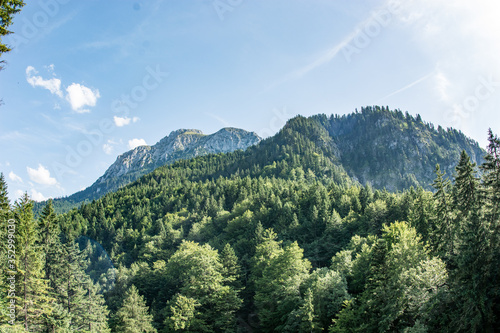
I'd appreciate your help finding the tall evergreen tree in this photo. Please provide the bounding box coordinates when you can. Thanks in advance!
[13,193,52,331]
[38,199,60,281]
[0,173,12,327]
[220,243,242,290]
[453,150,480,221]
[431,164,454,259]
[114,285,156,333]
[480,129,500,328]
[451,151,494,332]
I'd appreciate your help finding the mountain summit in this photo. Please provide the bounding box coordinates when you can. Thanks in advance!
[69,127,261,203]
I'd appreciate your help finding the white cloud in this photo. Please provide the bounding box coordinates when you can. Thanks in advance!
[26,65,101,114]
[8,171,23,183]
[30,189,47,202]
[114,116,139,127]
[26,164,57,186]
[15,189,24,198]
[434,71,451,102]
[103,141,114,154]
[114,116,131,127]
[102,143,113,155]
[103,139,119,154]
[128,138,147,150]
[66,83,100,113]
[26,66,63,97]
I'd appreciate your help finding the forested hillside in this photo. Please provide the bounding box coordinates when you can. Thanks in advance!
[35,128,261,215]
[38,107,485,216]
[314,106,484,190]
[1,109,499,332]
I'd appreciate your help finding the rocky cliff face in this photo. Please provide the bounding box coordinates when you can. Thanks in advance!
[74,127,261,200]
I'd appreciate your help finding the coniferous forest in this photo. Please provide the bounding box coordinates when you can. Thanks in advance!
[1,109,500,332]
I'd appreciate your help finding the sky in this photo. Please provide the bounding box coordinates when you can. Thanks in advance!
[1,0,500,202]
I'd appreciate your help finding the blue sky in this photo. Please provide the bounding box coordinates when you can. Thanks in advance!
[1,0,500,201]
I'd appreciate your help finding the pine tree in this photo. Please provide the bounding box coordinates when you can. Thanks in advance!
[79,281,111,333]
[480,129,500,329]
[431,164,454,258]
[38,199,60,281]
[453,150,480,220]
[284,288,320,333]
[35,199,71,331]
[0,173,12,327]
[13,192,53,331]
[114,285,156,333]
[253,235,311,332]
[451,150,494,332]
[0,173,9,221]
[220,243,242,290]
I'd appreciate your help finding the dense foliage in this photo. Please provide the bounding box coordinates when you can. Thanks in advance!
[1,111,499,332]
[37,107,484,215]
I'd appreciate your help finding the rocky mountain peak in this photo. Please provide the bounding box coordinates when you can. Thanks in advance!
[66,127,261,203]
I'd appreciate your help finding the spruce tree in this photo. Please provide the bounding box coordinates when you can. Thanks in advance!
[220,243,242,290]
[453,150,480,220]
[480,129,500,328]
[0,173,12,327]
[38,199,60,281]
[451,151,493,332]
[79,281,111,333]
[114,285,156,333]
[431,164,454,259]
[37,200,71,331]
[13,193,52,331]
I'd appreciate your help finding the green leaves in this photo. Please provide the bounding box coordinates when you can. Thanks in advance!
[0,0,25,57]
[331,222,447,333]
[163,241,242,332]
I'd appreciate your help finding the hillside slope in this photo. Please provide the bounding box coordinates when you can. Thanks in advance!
[314,106,485,190]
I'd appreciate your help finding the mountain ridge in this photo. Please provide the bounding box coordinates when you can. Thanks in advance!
[39,127,261,212]
[38,107,486,214]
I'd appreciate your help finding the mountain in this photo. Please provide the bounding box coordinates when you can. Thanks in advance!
[179,106,485,192]
[43,107,486,214]
[312,107,485,190]
[45,127,261,212]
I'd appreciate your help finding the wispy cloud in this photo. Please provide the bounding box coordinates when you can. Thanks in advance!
[8,171,23,183]
[205,112,232,128]
[114,116,140,127]
[266,1,400,91]
[26,66,63,97]
[434,70,451,102]
[102,139,120,155]
[377,72,434,102]
[26,66,100,113]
